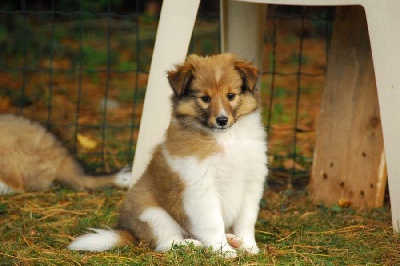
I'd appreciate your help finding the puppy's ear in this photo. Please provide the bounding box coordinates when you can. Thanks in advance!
[235,60,259,92]
[167,62,194,96]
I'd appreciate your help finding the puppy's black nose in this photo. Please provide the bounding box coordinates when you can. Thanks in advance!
[216,116,228,126]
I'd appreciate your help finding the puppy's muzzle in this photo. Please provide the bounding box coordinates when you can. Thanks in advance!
[216,116,228,127]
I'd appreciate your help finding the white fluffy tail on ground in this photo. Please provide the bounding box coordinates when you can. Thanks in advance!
[68,228,122,252]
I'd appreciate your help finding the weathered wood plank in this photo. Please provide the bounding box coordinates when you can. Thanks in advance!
[309,6,386,208]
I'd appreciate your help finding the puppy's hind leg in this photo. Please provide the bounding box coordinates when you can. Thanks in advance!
[139,207,201,251]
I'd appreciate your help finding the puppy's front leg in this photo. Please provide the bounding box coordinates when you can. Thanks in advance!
[183,180,236,257]
[233,179,265,254]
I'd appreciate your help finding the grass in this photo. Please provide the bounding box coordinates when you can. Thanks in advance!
[1,187,398,265]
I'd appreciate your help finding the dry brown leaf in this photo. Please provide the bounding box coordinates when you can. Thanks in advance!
[338,198,352,208]
[283,159,305,170]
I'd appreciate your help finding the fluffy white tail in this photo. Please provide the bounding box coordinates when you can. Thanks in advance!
[68,228,129,252]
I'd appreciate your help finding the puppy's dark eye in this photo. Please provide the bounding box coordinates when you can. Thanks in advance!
[227,93,235,101]
[201,96,211,103]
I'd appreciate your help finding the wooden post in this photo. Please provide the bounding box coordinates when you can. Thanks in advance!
[309,6,386,208]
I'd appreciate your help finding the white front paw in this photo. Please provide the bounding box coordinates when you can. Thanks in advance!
[226,233,242,249]
[210,242,237,258]
[241,242,260,254]
[226,234,260,254]
[219,245,237,258]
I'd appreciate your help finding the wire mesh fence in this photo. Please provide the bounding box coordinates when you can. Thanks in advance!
[262,5,333,189]
[0,1,333,188]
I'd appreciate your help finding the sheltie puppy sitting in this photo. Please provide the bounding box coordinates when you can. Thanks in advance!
[68,53,268,257]
[0,114,132,194]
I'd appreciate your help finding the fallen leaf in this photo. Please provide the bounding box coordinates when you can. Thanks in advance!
[77,133,98,149]
[338,198,352,208]
[283,159,305,170]
[0,97,11,111]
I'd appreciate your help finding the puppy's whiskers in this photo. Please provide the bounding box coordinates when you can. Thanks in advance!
[227,129,236,141]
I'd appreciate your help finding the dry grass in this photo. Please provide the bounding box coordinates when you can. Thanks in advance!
[1,187,398,265]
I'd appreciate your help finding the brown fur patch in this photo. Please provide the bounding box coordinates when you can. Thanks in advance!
[115,229,136,247]
[167,63,194,96]
[118,145,190,248]
[236,92,260,118]
[165,120,221,160]
[235,60,259,91]
[175,100,198,117]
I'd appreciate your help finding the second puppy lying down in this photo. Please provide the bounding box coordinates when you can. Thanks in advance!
[0,114,132,194]
[69,53,268,257]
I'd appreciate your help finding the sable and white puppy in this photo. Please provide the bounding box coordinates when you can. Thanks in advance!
[68,53,268,257]
[0,114,132,194]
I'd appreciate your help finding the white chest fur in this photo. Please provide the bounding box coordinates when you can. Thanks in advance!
[164,112,268,229]
[212,112,267,226]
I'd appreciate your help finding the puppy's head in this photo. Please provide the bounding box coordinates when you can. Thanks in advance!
[167,53,260,131]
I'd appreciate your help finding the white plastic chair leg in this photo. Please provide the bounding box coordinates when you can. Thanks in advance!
[220,0,266,70]
[131,0,200,183]
[363,2,400,232]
